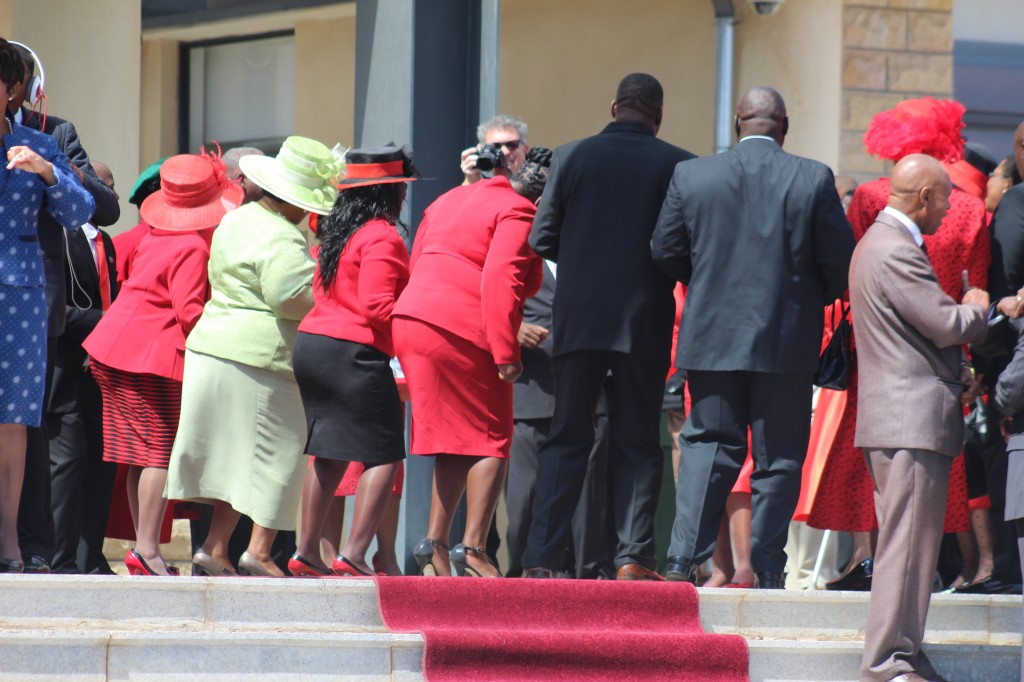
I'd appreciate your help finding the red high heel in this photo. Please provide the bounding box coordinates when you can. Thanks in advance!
[125,549,179,576]
[288,553,333,577]
[332,555,374,578]
[371,553,387,576]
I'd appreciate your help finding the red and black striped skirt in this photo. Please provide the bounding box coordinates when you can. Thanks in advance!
[91,360,182,469]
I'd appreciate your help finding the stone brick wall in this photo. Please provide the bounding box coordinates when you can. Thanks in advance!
[841,0,953,181]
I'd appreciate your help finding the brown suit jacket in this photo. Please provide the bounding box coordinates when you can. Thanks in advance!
[850,211,988,457]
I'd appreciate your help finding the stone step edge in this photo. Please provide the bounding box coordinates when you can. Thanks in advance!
[0,629,423,646]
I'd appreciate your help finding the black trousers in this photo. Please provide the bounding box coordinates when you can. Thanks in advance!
[669,370,813,574]
[18,336,57,561]
[47,371,116,574]
[505,412,614,578]
[522,350,666,571]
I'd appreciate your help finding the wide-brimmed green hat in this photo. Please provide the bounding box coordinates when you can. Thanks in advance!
[238,136,342,215]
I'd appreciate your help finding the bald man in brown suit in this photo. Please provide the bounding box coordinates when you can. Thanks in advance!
[850,154,990,682]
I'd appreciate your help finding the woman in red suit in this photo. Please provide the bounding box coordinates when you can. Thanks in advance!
[83,154,241,576]
[804,99,990,589]
[393,148,551,578]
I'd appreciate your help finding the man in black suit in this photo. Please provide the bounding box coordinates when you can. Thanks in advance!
[505,262,614,578]
[10,44,120,572]
[48,161,119,574]
[652,86,855,588]
[521,73,694,580]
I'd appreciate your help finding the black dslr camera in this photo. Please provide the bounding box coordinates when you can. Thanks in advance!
[475,143,506,172]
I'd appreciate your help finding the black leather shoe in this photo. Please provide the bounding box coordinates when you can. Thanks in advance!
[826,558,872,591]
[665,556,699,583]
[755,571,786,589]
[0,557,23,573]
[22,555,50,574]
[522,566,554,579]
[952,576,1022,595]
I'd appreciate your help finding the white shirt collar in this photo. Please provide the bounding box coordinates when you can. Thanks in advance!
[882,206,923,247]
[81,222,99,240]
[738,135,777,144]
[13,108,21,125]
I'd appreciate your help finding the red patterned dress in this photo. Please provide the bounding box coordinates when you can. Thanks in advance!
[802,179,989,533]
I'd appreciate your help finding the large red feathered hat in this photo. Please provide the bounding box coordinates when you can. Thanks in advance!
[863,97,965,164]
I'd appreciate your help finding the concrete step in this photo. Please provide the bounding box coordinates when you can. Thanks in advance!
[0,576,1018,681]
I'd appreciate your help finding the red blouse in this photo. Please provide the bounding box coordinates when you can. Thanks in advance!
[847,179,990,296]
[83,227,213,381]
[298,219,409,357]
[393,176,542,366]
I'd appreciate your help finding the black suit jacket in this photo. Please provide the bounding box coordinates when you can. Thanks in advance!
[48,227,118,415]
[514,263,556,419]
[652,137,854,373]
[529,120,694,361]
[19,108,120,337]
[988,183,1024,300]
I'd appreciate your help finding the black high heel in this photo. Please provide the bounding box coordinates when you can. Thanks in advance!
[413,538,448,576]
[450,544,501,578]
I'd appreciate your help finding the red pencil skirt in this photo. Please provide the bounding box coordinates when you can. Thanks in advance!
[393,317,512,459]
[91,360,182,469]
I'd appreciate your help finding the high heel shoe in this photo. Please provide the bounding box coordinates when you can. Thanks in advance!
[192,550,236,577]
[237,551,282,577]
[288,553,332,578]
[371,553,386,576]
[413,538,448,577]
[125,549,178,576]
[332,555,374,577]
[449,544,501,578]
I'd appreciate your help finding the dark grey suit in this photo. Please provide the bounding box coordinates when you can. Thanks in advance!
[652,136,854,576]
[851,211,987,681]
[17,108,120,563]
[506,263,614,578]
[522,120,694,571]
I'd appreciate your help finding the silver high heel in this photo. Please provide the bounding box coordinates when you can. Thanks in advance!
[413,538,448,576]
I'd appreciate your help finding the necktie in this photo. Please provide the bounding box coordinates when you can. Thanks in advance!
[94,234,111,311]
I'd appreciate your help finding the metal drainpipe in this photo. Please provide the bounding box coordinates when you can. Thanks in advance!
[712,1,736,154]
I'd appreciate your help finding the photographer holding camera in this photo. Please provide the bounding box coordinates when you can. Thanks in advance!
[460,115,529,185]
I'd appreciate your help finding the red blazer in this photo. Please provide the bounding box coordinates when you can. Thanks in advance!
[112,221,151,286]
[847,179,990,297]
[83,227,214,381]
[299,219,410,357]
[393,176,542,365]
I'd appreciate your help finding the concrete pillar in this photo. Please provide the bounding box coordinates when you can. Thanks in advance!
[354,0,495,573]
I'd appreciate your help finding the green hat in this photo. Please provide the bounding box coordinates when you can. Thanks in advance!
[238,136,342,215]
[128,156,169,206]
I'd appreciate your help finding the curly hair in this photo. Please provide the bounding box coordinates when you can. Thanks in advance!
[0,39,25,94]
[316,183,406,292]
[512,146,553,201]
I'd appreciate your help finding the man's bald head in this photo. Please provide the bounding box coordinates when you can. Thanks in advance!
[888,153,952,235]
[735,87,788,144]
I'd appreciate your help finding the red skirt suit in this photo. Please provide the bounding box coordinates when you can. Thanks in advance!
[83,226,214,470]
[392,176,542,458]
[801,180,989,532]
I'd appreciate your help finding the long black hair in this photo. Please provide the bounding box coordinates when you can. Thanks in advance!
[317,182,406,292]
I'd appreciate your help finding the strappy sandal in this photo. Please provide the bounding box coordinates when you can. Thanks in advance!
[450,543,502,578]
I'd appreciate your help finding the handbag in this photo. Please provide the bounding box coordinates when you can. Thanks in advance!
[814,302,852,390]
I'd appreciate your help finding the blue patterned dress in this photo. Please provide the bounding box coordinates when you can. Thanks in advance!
[0,122,94,426]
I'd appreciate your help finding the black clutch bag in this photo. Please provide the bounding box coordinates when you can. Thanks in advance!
[815,302,852,391]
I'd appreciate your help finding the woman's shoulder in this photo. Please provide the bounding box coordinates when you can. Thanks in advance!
[9,124,58,155]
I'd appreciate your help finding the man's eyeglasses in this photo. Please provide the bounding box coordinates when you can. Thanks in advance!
[498,140,522,152]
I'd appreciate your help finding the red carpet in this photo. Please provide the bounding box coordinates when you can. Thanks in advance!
[375,576,749,681]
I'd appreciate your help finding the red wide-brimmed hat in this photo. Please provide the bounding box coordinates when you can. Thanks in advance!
[337,144,419,190]
[140,152,243,232]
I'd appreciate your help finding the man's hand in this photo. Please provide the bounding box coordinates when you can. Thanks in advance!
[959,366,985,405]
[962,287,990,311]
[497,362,523,383]
[460,145,482,185]
[996,287,1024,319]
[517,323,549,349]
